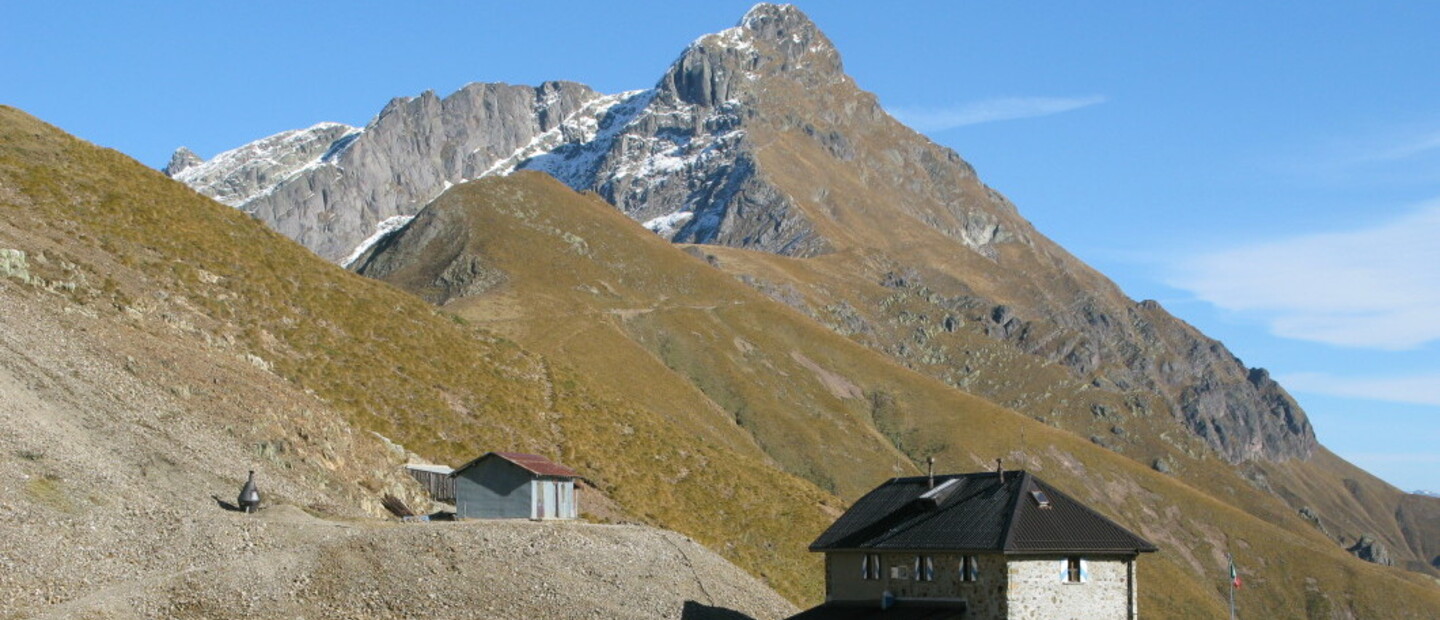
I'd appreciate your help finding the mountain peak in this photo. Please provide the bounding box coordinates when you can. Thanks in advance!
[663,3,842,108]
[738,3,823,43]
[163,146,203,177]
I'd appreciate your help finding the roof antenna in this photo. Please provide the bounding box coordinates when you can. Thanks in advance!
[927,456,935,489]
[996,458,1005,484]
[1019,427,1027,470]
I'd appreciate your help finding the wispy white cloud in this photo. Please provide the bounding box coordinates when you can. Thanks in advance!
[1170,202,1440,350]
[889,95,1107,132]
[1358,130,1440,163]
[1278,371,1440,407]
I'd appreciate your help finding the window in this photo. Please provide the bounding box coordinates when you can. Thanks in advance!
[960,555,979,582]
[861,553,882,580]
[1065,556,1085,583]
[914,555,935,581]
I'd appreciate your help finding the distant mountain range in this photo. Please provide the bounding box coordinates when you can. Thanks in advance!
[144,2,1440,614]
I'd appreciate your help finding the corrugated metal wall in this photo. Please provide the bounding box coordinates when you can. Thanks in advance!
[454,459,535,519]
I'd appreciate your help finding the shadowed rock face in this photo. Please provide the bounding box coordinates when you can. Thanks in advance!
[169,3,1315,464]
[1349,535,1395,566]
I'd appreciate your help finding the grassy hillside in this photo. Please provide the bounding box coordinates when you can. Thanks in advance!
[0,105,835,604]
[712,90,1440,583]
[356,169,1440,617]
[6,104,1438,616]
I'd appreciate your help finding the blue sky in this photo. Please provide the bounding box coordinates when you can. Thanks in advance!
[5,2,1437,491]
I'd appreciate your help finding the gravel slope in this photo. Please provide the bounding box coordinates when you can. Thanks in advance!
[0,274,795,619]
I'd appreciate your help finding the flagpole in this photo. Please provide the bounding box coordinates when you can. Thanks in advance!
[1228,553,1236,620]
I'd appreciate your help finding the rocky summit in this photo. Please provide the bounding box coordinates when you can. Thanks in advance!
[172,3,1314,468]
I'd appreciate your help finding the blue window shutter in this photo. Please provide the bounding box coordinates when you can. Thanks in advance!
[1059,559,1068,582]
[970,556,980,581]
[861,554,868,579]
[925,556,934,581]
[1080,559,1090,583]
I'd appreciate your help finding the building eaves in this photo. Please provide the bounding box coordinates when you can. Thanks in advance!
[450,451,580,479]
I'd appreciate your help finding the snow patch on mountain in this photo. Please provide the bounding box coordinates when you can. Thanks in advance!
[510,89,657,187]
[173,122,361,208]
[342,215,416,267]
[643,211,694,237]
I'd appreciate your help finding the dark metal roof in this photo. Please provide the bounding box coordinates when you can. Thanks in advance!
[810,471,1156,555]
[451,452,579,479]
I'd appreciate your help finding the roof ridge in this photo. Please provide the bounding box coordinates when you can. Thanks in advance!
[999,471,1029,552]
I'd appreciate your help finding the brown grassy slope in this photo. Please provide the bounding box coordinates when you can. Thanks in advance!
[0,284,797,620]
[356,170,1440,616]
[721,81,1438,579]
[356,173,927,498]
[1260,448,1440,575]
[0,106,836,604]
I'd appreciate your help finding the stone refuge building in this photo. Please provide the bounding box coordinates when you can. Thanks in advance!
[793,470,1156,619]
[451,452,579,520]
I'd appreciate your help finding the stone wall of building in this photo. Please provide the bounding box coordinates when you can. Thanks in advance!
[824,552,1007,617]
[1005,556,1133,620]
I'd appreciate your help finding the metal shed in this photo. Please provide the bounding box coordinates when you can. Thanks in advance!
[450,452,579,520]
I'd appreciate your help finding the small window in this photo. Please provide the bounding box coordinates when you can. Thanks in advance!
[1031,490,1051,508]
[914,555,935,581]
[960,555,979,582]
[1066,556,1083,583]
[861,553,882,580]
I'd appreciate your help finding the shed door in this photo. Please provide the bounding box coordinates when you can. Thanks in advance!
[548,480,561,518]
[537,480,558,519]
[559,482,574,518]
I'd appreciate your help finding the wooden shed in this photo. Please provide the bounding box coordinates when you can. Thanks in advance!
[451,452,579,520]
[404,464,456,504]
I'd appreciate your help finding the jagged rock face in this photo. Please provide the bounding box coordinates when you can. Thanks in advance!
[168,82,603,262]
[679,7,1313,462]
[163,147,202,177]
[172,123,359,209]
[168,3,1315,463]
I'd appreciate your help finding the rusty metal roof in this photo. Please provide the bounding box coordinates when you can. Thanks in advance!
[451,451,579,479]
[809,471,1156,555]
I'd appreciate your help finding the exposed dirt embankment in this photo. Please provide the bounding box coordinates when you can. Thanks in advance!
[0,278,792,620]
[22,510,795,619]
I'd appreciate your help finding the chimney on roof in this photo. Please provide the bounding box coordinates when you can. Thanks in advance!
[996,458,1004,484]
[927,456,935,489]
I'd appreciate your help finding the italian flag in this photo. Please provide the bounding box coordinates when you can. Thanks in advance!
[1229,556,1242,589]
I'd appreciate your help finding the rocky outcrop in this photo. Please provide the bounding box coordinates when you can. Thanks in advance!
[1349,535,1395,566]
[162,146,202,177]
[0,248,29,283]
